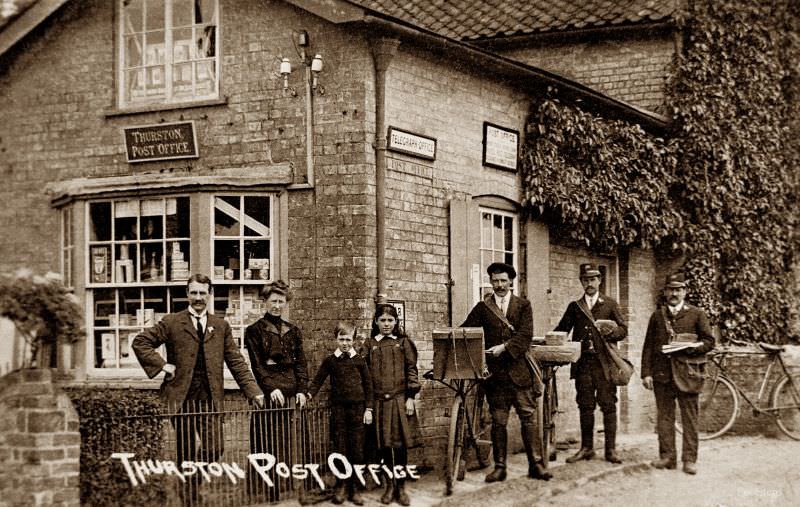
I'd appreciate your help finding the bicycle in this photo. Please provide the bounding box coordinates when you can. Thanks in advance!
[423,370,492,495]
[530,340,580,467]
[537,360,561,466]
[675,338,800,440]
[428,326,492,496]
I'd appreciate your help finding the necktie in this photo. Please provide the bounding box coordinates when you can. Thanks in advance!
[196,316,204,338]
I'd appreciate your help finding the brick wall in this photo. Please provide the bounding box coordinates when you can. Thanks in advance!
[497,32,675,113]
[0,369,80,507]
[546,240,660,440]
[380,44,529,466]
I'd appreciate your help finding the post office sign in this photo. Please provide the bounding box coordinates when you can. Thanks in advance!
[124,121,199,163]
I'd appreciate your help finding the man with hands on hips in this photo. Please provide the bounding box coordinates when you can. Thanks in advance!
[133,273,264,502]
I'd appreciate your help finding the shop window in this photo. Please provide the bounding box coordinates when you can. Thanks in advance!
[478,207,518,301]
[211,195,273,348]
[119,0,219,108]
[83,193,276,372]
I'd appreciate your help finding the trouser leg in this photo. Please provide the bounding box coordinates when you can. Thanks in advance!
[486,383,511,469]
[654,381,677,462]
[677,391,699,463]
[575,367,598,449]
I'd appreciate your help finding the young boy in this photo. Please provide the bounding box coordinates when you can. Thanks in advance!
[307,322,374,505]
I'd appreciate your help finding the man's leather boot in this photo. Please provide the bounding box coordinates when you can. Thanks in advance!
[603,412,622,464]
[522,422,552,481]
[485,424,507,482]
[395,479,410,506]
[349,481,365,506]
[566,447,596,463]
[332,481,346,504]
[567,410,596,463]
[380,479,394,504]
[651,457,677,469]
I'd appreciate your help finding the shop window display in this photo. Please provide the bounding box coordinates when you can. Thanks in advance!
[83,193,276,372]
[119,0,218,108]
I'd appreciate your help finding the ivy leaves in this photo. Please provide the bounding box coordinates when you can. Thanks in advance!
[522,97,681,252]
[521,0,799,343]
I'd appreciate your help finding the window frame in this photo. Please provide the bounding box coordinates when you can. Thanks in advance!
[117,0,221,109]
[60,206,74,289]
[476,206,519,306]
[72,191,281,379]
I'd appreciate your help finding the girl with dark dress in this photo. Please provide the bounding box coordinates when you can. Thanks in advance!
[361,304,420,506]
[245,280,309,501]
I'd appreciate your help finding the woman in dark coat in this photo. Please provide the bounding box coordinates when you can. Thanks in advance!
[245,280,309,500]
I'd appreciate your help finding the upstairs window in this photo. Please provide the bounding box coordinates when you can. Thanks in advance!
[119,0,219,108]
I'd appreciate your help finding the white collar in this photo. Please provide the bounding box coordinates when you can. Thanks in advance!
[334,348,357,358]
[374,334,395,342]
[585,293,599,307]
[668,302,685,314]
[188,309,208,320]
[494,293,510,304]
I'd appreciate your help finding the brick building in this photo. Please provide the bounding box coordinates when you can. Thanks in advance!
[0,0,675,468]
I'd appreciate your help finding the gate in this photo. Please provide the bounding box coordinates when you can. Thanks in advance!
[107,398,333,506]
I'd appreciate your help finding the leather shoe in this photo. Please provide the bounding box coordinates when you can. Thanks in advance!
[528,462,553,481]
[683,462,697,475]
[651,458,677,470]
[605,450,622,464]
[350,491,364,506]
[565,447,595,463]
[485,467,507,483]
[380,482,394,504]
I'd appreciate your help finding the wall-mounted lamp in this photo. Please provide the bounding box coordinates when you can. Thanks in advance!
[279,57,294,96]
[279,32,325,96]
[310,54,323,91]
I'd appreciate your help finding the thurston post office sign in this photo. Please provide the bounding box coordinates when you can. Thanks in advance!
[123,121,199,163]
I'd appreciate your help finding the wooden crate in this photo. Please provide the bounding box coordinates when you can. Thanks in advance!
[531,341,581,365]
[432,327,485,380]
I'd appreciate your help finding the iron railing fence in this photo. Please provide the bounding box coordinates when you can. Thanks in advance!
[106,398,335,506]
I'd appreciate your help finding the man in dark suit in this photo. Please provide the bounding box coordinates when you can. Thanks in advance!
[641,272,714,475]
[462,262,552,482]
[133,274,264,477]
[554,263,628,464]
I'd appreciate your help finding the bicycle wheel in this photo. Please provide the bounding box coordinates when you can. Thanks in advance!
[771,373,800,440]
[465,384,492,471]
[545,373,558,462]
[676,375,738,440]
[445,395,465,496]
[539,375,556,466]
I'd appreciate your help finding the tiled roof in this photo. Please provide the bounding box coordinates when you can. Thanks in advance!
[352,0,675,41]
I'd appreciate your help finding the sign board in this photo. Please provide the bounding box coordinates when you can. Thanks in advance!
[482,122,519,172]
[123,121,199,163]
[387,127,436,161]
[387,300,406,331]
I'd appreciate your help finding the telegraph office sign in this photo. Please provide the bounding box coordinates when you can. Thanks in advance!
[124,121,199,163]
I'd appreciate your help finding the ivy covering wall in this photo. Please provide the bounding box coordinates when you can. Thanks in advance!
[521,0,799,343]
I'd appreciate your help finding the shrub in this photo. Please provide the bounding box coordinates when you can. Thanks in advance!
[0,269,83,367]
[68,388,167,506]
